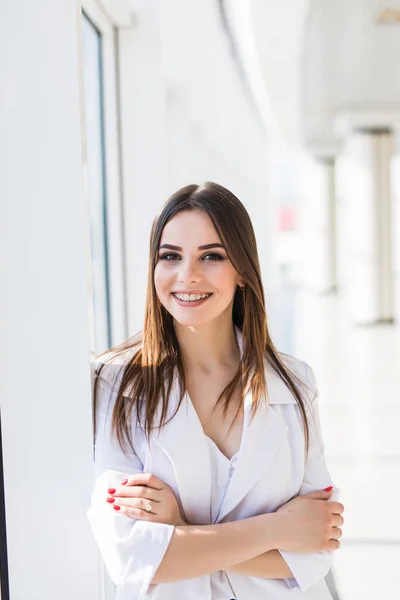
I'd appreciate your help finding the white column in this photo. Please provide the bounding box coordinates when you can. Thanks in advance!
[336,128,394,324]
[0,3,99,599]
[299,154,338,294]
[391,147,400,322]
[315,156,338,293]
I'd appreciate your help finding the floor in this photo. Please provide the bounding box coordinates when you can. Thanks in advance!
[278,287,400,599]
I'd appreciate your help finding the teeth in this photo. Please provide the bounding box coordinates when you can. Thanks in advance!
[174,293,210,302]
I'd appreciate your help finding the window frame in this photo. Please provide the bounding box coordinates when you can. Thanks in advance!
[81,0,129,354]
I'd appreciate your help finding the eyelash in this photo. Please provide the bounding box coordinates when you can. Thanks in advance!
[158,252,225,262]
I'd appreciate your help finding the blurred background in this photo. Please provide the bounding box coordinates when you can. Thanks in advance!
[1,0,400,599]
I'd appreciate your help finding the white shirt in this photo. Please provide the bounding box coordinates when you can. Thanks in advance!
[206,434,239,600]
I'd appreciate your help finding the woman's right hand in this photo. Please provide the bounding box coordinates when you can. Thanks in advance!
[275,488,344,554]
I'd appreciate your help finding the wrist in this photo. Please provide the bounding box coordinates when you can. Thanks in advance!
[261,511,288,551]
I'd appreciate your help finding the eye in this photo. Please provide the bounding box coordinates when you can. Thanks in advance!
[159,253,180,261]
[202,253,225,261]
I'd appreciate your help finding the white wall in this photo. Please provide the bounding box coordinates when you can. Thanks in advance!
[0,1,99,599]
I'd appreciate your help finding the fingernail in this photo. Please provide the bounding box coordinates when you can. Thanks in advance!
[108,488,116,494]
[113,504,121,511]
[324,486,333,492]
[106,498,115,503]
[121,479,128,485]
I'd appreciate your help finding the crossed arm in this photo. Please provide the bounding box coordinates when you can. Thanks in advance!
[105,474,294,581]
[150,514,294,584]
[226,549,293,579]
[171,514,293,579]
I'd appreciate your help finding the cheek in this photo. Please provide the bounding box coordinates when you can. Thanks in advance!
[154,266,172,294]
[209,264,237,289]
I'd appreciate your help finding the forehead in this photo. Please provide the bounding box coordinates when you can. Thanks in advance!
[160,210,221,243]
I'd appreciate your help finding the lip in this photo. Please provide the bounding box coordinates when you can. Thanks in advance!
[171,291,212,295]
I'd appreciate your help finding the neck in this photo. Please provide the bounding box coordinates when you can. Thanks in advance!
[174,318,240,374]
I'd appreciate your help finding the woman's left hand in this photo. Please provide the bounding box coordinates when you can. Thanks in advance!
[106,472,187,526]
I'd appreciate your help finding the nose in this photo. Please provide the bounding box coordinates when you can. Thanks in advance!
[177,257,200,285]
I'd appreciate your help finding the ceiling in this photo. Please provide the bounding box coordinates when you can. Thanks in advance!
[250,0,400,155]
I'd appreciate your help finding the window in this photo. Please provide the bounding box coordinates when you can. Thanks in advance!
[82,12,112,353]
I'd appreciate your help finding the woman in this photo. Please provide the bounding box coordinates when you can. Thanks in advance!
[87,182,344,600]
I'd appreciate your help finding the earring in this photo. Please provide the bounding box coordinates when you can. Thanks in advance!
[239,284,245,291]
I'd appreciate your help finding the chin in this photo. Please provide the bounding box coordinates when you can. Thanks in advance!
[172,315,211,327]
[170,309,213,326]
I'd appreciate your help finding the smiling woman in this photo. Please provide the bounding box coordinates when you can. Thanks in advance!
[87,181,343,600]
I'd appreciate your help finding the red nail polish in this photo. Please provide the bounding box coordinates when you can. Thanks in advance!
[108,488,116,494]
[324,486,333,492]
[121,479,128,485]
[113,504,121,511]
[106,498,115,503]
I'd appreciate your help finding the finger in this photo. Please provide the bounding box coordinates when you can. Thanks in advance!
[112,502,157,520]
[122,473,164,490]
[330,526,342,539]
[332,514,344,526]
[303,489,332,499]
[110,485,162,502]
[110,497,158,517]
[326,539,341,551]
[107,496,159,510]
[330,502,345,514]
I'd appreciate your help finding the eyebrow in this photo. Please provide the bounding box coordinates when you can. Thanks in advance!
[158,243,226,251]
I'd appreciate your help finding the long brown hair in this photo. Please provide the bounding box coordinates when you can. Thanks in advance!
[93,182,313,460]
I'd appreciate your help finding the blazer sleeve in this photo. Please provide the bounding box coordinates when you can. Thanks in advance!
[86,359,175,597]
[277,361,341,592]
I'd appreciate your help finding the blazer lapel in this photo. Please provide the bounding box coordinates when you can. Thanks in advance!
[153,378,212,525]
[216,358,297,522]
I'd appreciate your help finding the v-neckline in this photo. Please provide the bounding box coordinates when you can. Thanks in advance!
[204,433,240,463]
[184,390,243,462]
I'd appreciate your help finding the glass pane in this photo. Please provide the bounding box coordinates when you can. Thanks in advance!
[81,12,111,354]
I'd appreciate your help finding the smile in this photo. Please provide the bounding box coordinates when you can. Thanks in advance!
[171,292,213,307]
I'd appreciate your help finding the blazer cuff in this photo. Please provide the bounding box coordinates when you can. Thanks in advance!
[121,521,175,595]
[277,548,333,592]
[87,502,174,596]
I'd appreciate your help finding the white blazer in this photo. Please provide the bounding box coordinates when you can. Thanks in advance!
[87,328,340,599]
